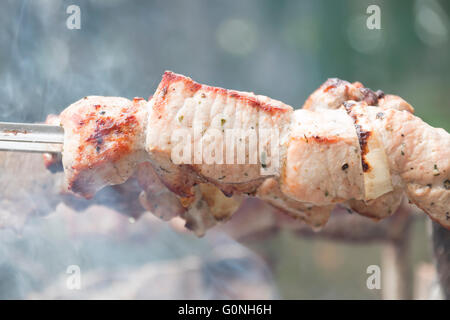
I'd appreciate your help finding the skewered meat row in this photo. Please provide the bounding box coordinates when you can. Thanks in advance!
[52,71,449,234]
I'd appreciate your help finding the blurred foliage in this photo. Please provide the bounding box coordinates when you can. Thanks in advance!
[247,218,432,299]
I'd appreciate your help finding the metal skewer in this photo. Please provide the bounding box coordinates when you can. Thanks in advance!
[0,122,64,153]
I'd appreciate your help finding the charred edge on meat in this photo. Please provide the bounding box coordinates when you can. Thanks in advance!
[321,78,384,107]
[360,87,381,106]
[157,71,290,115]
[67,105,141,197]
[322,78,346,93]
[343,101,372,173]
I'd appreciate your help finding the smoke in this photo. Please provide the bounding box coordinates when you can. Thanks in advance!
[0,199,279,299]
[0,0,319,123]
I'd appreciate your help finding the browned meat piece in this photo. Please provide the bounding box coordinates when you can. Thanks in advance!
[301,79,415,220]
[137,162,244,236]
[136,162,185,221]
[182,183,244,236]
[369,107,449,227]
[195,183,243,222]
[60,96,148,198]
[146,71,293,198]
[302,78,372,111]
[256,178,333,229]
[348,186,404,220]
[281,108,365,205]
[378,94,414,113]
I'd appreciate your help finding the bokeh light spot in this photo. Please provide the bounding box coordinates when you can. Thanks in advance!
[216,18,258,56]
[346,15,384,54]
[414,0,448,47]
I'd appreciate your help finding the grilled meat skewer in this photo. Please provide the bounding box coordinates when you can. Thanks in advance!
[1,71,449,235]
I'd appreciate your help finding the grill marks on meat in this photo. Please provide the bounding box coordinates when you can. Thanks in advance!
[78,108,138,163]
[343,101,373,173]
[60,96,148,198]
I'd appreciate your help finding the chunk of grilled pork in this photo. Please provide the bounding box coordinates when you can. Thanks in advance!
[60,96,149,198]
[301,78,412,220]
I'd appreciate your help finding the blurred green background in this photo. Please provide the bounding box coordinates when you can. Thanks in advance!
[0,0,448,299]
